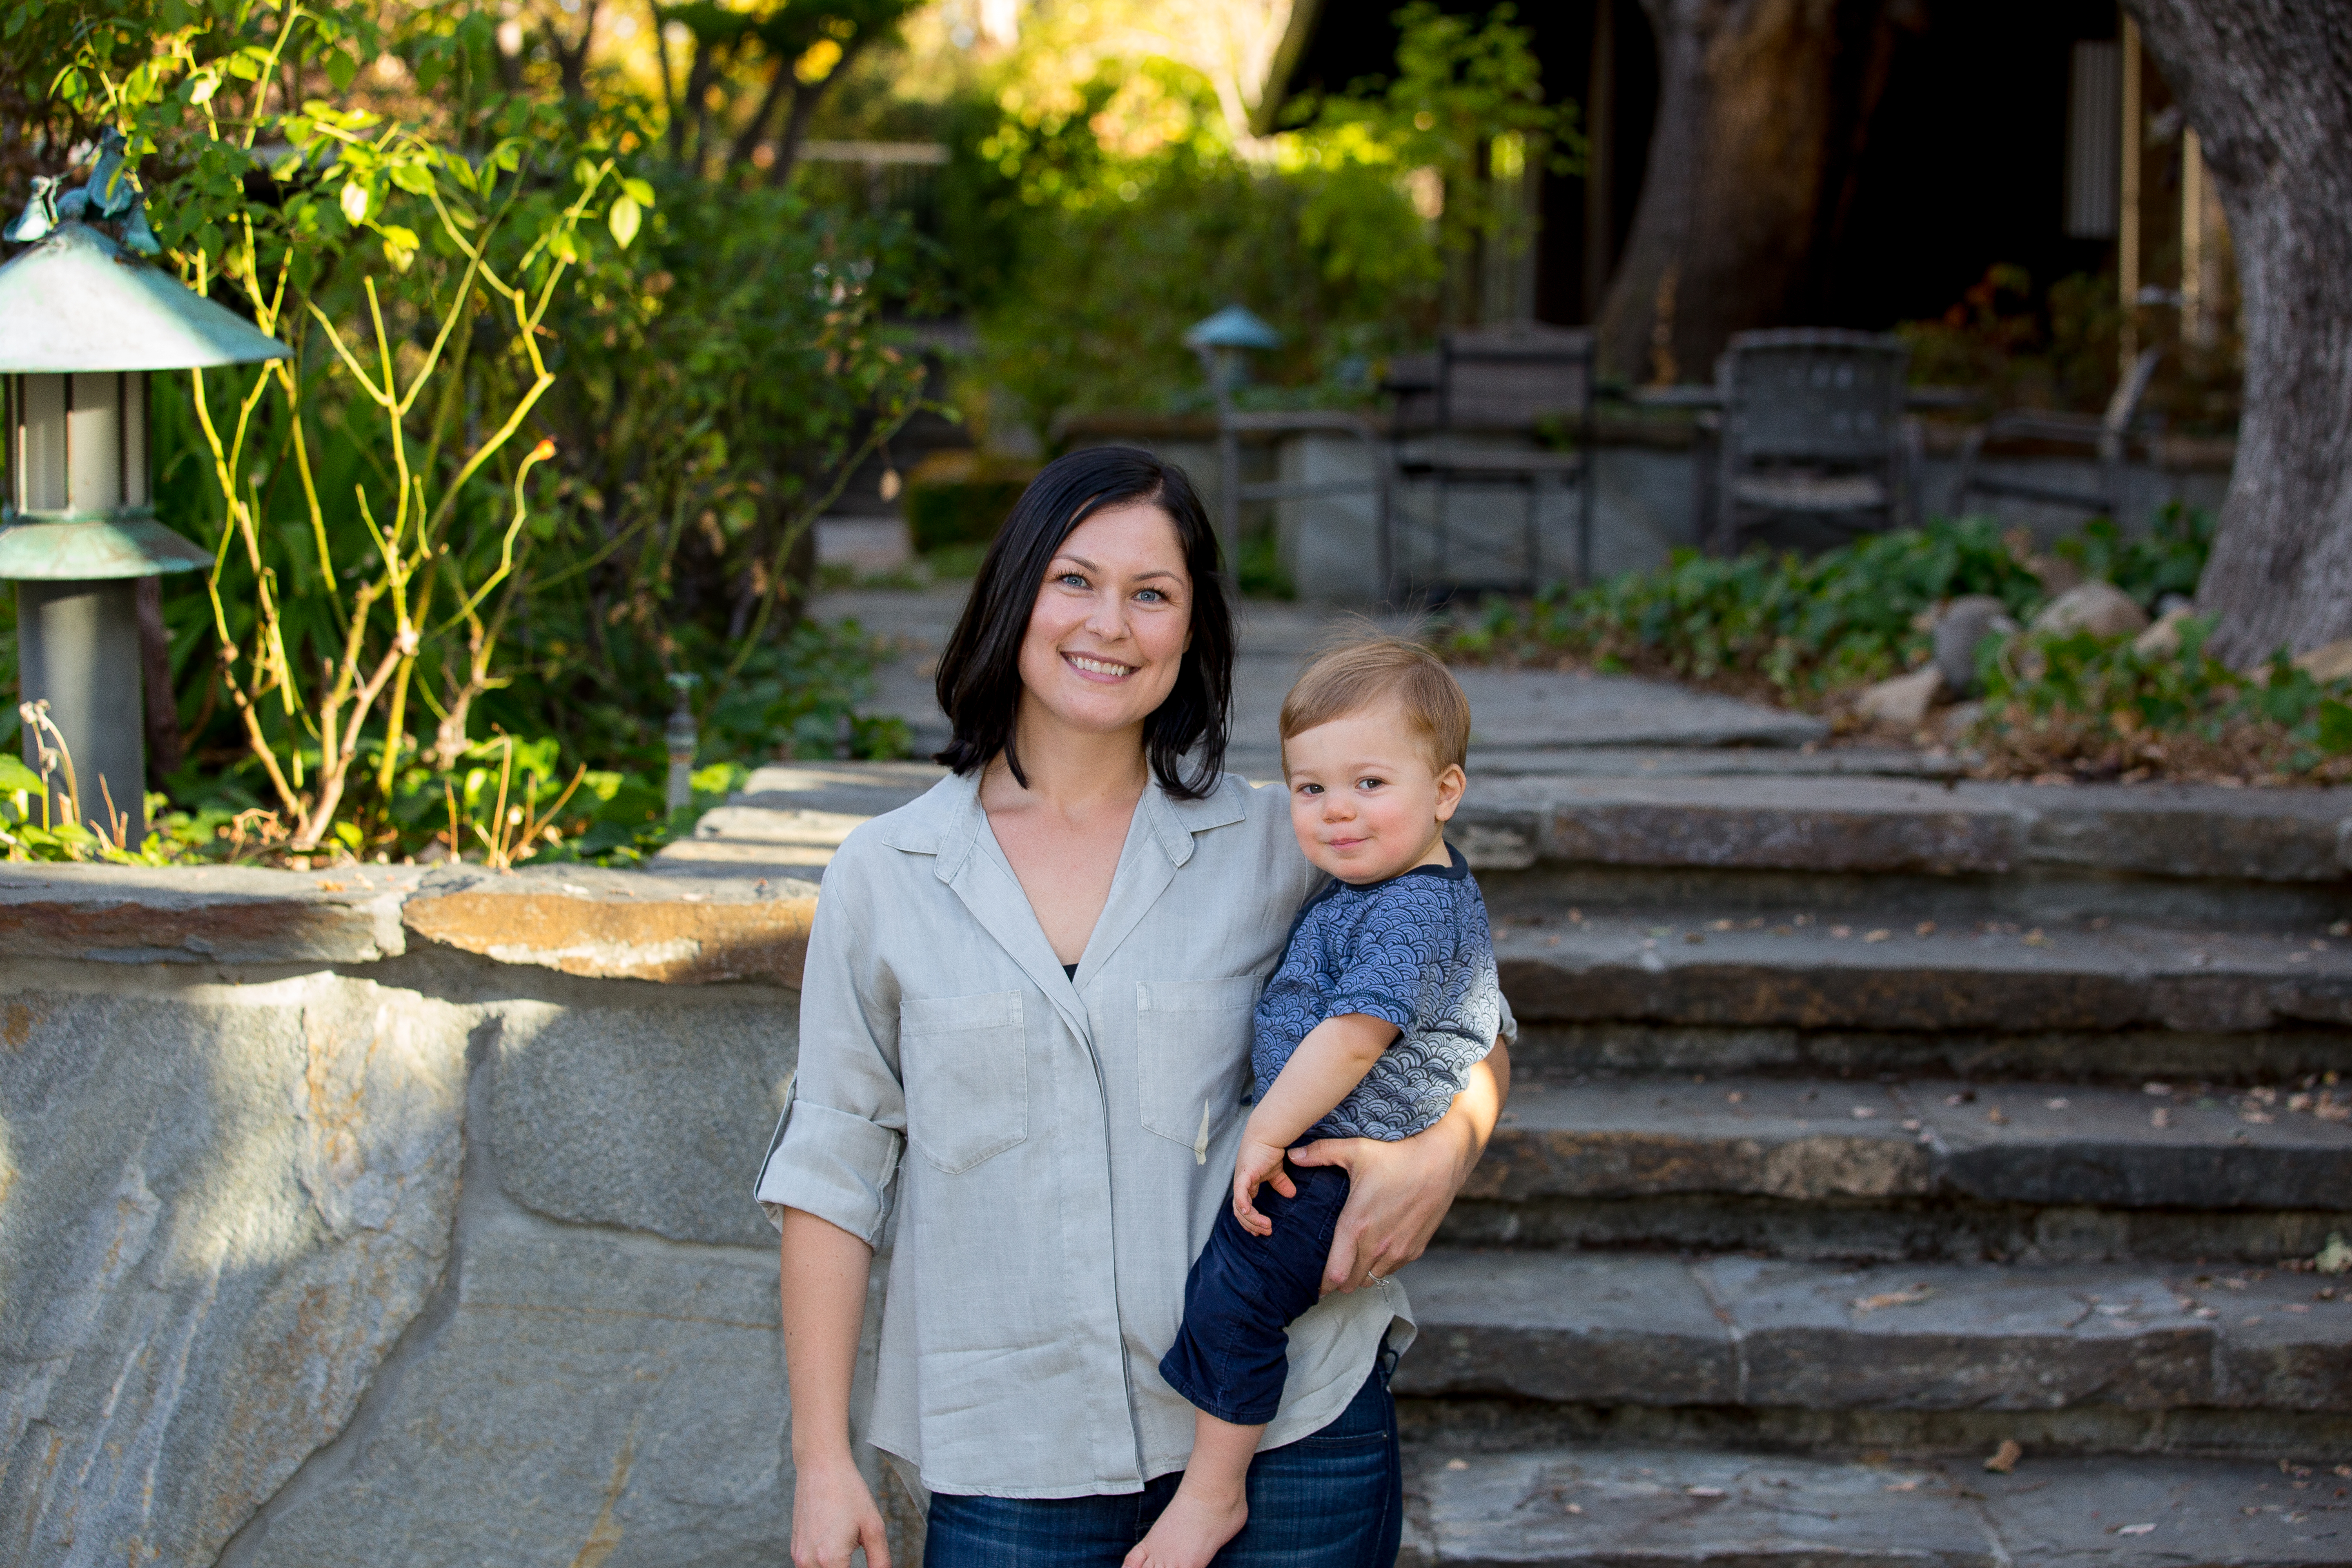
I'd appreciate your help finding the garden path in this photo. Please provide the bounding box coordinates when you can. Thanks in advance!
[810,584,1936,777]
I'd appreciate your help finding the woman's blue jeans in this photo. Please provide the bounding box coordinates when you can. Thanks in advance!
[922,1359,1402,1568]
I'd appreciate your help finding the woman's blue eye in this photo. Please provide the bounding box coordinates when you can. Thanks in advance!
[1057,572,1087,588]
[1136,587,1166,603]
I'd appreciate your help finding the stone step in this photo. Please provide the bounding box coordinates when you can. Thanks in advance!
[1490,913,2352,1080]
[1443,1075,2352,1263]
[660,766,2352,917]
[1401,1444,2352,1568]
[1390,1250,2351,1417]
[1476,1075,2352,1211]
[1458,774,2350,887]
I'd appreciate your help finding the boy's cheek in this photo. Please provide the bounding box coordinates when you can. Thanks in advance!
[1288,806,1323,856]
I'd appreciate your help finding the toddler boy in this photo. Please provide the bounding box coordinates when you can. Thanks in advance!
[1128,634,1503,1568]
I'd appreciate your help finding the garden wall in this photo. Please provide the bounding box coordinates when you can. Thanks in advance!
[0,863,851,1568]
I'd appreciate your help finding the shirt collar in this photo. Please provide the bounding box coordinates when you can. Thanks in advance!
[880,766,1248,881]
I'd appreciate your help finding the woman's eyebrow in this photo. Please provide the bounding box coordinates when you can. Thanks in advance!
[1051,554,1181,584]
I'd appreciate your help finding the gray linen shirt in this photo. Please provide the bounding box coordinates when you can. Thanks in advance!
[755,769,1439,1499]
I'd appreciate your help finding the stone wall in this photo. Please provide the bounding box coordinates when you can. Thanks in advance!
[0,863,830,1568]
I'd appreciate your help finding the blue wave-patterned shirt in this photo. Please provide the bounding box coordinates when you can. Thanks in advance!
[1251,840,1503,1142]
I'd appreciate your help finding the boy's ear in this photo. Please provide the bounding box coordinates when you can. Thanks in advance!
[1432,763,1467,821]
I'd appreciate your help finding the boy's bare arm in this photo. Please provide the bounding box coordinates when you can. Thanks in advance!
[1243,1012,1397,1150]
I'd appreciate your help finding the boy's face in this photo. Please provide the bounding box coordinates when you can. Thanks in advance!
[1283,699,1467,885]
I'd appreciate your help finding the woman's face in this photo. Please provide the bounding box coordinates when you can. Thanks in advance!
[1015,501,1193,740]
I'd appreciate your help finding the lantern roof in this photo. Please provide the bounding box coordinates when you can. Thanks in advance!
[0,220,291,373]
[0,517,211,579]
[1183,304,1282,351]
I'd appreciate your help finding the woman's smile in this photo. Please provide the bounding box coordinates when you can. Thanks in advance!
[1064,652,1138,680]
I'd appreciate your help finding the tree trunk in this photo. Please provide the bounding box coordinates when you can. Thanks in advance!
[1597,0,1900,383]
[2129,1,2352,664]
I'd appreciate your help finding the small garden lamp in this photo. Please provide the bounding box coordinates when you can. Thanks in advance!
[1184,305,1282,564]
[1183,305,1282,410]
[0,141,290,844]
[664,673,700,815]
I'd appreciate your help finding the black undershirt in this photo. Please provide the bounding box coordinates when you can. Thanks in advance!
[1062,962,1078,980]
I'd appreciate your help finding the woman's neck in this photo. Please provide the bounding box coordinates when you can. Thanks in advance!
[989,702,1151,815]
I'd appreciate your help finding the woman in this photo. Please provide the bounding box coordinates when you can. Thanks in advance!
[756,446,1510,1568]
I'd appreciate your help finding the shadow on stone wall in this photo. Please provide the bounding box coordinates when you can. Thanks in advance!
[0,867,824,1568]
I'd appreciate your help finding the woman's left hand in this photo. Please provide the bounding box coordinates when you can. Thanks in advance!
[1288,1039,1510,1294]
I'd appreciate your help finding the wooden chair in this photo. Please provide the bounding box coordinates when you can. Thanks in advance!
[1387,321,1596,600]
[1713,329,1913,556]
[1947,347,2161,522]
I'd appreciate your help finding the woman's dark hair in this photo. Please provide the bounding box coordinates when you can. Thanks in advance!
[934,446,1233,799]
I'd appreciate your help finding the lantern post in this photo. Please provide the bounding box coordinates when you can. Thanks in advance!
[1183,305,1283,568]
[0,143,290,844]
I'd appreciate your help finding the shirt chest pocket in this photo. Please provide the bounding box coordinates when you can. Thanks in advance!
[1135,977,1261,1157]
[899,991,1028,1175]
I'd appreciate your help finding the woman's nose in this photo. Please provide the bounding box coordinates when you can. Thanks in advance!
[1083,590,1130,641]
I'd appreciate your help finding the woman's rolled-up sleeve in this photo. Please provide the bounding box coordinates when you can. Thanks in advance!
[755,848,906,1244]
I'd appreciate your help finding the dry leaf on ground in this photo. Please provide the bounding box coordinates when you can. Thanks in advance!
[1853,1287,1934,1312]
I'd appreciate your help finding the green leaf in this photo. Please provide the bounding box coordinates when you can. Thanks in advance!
[388,161,434,195]
[620,176,656,207]
[324,49,359,93]
[0,754,43,793]
[573,156,599,189]
[380,224,419,272]
[607,194,641,249]
[2318,699,2352,755]
[339,181,369,226]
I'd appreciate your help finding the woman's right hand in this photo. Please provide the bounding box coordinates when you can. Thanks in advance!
[791,1451,891,1568]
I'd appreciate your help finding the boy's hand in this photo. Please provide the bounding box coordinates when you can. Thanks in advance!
[1230,1136,1298,1236]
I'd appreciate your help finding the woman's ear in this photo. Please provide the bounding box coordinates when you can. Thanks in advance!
[1432,763,1468,822]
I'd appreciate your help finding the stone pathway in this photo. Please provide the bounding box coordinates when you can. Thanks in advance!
[813,586,1857,775]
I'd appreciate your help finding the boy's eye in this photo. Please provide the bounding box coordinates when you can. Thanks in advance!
[1356,776,1385,791]
[1296,782,1322,796]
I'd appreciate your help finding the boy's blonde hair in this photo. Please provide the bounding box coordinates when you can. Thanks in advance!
[1278,633,1471,774]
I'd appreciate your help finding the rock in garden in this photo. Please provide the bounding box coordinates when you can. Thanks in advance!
[2292,637,2352,684]
[1855,665,1944,728]
[2024,552,2082,596]
[1932,595,2019,695]
[2134,606,2196,659]
[2029,581,2149,639]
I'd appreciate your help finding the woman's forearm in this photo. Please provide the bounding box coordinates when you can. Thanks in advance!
[780,1207,875,1465]
[1294,1034,1512,1292]
[1439,1036,1512,1182]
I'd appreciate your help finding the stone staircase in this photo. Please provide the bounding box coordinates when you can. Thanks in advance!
[1401,774,2352,1565]
[666,763,2352,1564]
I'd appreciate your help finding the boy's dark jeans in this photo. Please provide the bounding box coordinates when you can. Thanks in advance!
[1159,1157,1352,1426]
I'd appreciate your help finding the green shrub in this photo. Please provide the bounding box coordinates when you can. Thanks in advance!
[1446,517,2044,699]
[1973,617,2352,783]
[907,474,1031,552]
[2049,503,2212,609]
